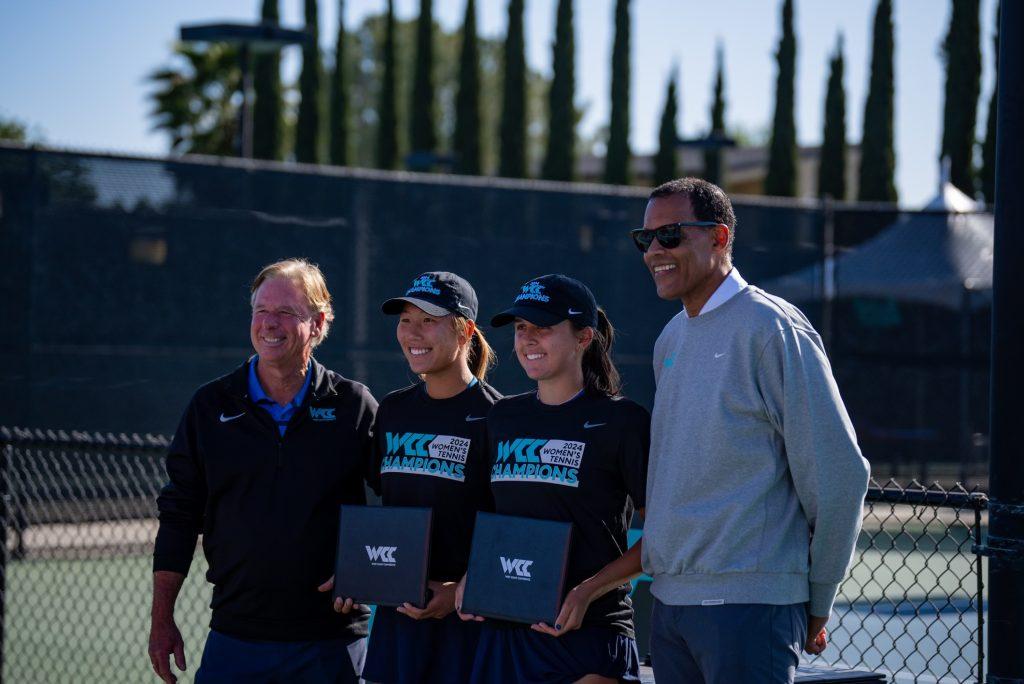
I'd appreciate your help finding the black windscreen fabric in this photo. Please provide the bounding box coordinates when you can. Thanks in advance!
[0,145,991,479]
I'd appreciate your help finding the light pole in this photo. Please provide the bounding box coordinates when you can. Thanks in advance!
[179,22,312,159]
[982,1,1024,681]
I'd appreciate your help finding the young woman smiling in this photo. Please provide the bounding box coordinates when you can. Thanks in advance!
[345,271,501,684]
[457,274,651,684]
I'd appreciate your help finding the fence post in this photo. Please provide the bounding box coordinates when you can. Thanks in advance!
[1,428,9,681]
[976,503,986,684]
[986,2,1024,681]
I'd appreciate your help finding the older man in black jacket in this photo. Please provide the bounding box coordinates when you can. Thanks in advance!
[148,258,377,683]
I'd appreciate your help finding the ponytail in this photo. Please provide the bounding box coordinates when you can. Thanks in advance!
[576,308,621,396]
[453,317,496,382]
[468,328,496,381]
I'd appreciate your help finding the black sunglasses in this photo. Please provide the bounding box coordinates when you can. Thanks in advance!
[629,221,721,253]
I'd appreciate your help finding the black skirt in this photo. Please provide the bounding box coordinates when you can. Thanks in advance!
[362,607,482,684]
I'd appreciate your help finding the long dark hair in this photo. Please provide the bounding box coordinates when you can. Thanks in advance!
[574,308,621,396]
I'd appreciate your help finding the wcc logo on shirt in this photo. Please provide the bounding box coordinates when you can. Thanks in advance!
[309,407,336,422]
[381,432,471,482]
[491,438,585,487]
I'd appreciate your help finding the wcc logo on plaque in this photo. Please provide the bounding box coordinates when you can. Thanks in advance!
[365,545,398,567]
[461,512,572,624]
[334,506,432,608]
[500,556,534,581]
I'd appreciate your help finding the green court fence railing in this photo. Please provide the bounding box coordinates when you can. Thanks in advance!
[1,426,988,683]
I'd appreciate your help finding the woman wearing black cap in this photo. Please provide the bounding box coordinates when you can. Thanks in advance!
[329,271,502,683]
[457,274,650,684]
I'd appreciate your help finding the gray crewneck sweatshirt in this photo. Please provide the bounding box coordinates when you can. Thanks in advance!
[641,285,869,617]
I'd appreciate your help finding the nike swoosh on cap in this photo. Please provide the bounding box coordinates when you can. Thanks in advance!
[465,415,487,422]
[583,421,606,429]
[568,308,583,315]
[220,412,245,423]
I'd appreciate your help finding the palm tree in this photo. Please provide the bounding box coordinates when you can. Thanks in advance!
[148,43,242,156]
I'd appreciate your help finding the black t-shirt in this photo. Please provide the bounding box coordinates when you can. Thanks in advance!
[369,380,502,582]
[486,388,651,637]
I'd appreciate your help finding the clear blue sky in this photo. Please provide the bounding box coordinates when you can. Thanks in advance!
[0,0,998,206]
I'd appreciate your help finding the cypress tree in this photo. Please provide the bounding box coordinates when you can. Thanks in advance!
[328,0,348,166]
[541,0,576,181]
[981,1,999,204]
[295,0,322,163]
[941,0,981,196]
[603,0,631,185]
[253,0,283,160]
[818,34,847,199]
[409,0,437,160]
[764,0,798,197]
[499,0,527,178]
[453,0,482,174]
[858,0,897,202]
[703,44,726,186]
[653,68,679,186]
[376,0,399,169]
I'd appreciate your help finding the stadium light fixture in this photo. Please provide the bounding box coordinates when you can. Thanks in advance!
[179,22,312,159]
[674,132,737,151]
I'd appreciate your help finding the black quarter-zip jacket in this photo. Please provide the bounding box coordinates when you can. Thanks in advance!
[154,357,377,641]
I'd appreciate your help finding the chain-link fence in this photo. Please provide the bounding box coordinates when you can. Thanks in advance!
[1,426,987,683]
[815,481,987,683]
[0,427,211,683]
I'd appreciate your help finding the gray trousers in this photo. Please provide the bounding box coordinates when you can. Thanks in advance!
[650,598,806,684]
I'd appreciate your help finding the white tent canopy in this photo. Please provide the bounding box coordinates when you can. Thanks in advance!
[759,183,994,310]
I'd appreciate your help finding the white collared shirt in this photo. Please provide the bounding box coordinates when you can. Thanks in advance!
[686,268,748,318]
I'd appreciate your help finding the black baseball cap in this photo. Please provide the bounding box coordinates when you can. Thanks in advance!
[381,271,479,320]
[490,274,599,328]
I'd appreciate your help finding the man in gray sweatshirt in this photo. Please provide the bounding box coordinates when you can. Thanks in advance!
[635,178,870,683]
